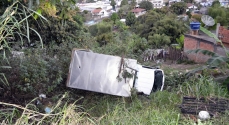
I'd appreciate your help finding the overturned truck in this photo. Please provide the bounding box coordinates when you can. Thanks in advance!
[66,49,164,97]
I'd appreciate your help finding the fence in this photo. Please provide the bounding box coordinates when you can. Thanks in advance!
[166,47,184,63]
[142,47,185,63]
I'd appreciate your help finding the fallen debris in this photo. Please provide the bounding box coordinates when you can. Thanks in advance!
[198,111,210,121]
[179,96,229,117]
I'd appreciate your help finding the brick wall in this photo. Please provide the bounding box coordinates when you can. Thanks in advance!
[184,35,215,63]
[218,26,229,48]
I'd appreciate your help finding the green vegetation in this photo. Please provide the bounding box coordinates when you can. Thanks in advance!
[110,0,116,10]
[120,0,128,7]
[139,1,153,11]
[1,1,229,125]
[110,12,119,24]
[133,10,187,47]
[208,3,229,26]
[118,4,132,18]
[125,12,136,26]
[170,2,187,15]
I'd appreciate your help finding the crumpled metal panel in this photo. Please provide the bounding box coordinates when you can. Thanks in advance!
[66,49,138,97]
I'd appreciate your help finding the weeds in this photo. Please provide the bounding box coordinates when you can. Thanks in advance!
[177,75,228,98]
[0,93,95,125]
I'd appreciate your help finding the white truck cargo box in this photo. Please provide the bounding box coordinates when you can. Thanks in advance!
[66,49,164,97]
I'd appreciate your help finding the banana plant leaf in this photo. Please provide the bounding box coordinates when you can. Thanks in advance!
[200,26,221,42]
[207,55,229,67]
[187,49,229,67]
[186,49,218,57]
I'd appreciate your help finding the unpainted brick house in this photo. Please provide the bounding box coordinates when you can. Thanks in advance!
[184,25,229,63]
[218,26,229,48]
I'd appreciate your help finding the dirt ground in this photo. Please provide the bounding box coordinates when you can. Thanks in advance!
[142,60,204,71]
[161,61,203,71]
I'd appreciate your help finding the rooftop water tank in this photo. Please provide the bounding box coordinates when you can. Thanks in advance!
[190,22,201,30]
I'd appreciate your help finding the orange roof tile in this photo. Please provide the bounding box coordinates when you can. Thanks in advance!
[131,8,145,13]
[92,8,102,14]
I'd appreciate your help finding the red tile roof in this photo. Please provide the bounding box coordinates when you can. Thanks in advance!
[92,8,102,14]
[131,8,145,13]
[187,3,193,7]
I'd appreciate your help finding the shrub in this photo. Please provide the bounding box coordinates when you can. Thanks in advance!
[191,14,202,22]
[116,21,129,31]
[19,49,63,95]
[88,24,98,36]
[96,33,114,46]
[103,18,111,22]
[186,11,191,18]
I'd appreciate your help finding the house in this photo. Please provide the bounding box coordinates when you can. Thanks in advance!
[184,23,229,63]
[150,0,164,8]
[194,0,202,3]
[187,3,198,9]
[186,3,198,12]
[219,0,229,7]
[218,26,229,48]
[131,8,146,17]
[91,8,105,16]
[168,0,181,6]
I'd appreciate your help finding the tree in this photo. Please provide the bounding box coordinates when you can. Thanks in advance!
[133,10,187,47]
[183,0,194,3]
[126,12,136,26]
[148,34,171,48]
[208,5,229,26]
[139,1,153,11]
[170,2,187,15]
[130,0,137,8]
[120,0,128,7]
[111,13,119,24]
[212,0,220,7]
[110,0,116,10]
[95,23,113,46]
[118,4,131,18]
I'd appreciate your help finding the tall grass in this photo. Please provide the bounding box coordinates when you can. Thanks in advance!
[0,1,46,93]
[0,93,95,125]
[1,74,229,124]
[0,1,46,50]
[177,75,228,98]
[78,75,229,125]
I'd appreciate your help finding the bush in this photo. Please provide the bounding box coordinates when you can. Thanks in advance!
[88,25,98,36]
[0,47,77,99]
[186,11,191,18]
[96,33,114,46]
[191,14,202,22]
[19,49,63,95]
[103,18,111,22]
[116,21,129,31]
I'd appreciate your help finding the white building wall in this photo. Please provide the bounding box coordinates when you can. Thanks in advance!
[150,0,164,8]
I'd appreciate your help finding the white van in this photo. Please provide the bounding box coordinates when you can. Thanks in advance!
[66,49,164,97]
